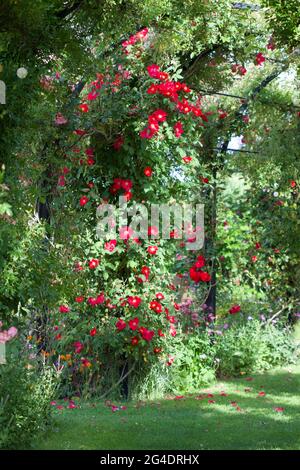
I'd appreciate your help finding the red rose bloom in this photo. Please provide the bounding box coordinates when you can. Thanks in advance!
[141,328,155,342]
[131,336,139,346]
[174,122,184,138]
[150,109,167,122]
[80,196,89,207]
[116,319,126,331]
[59,305,69,313]
[104,240,117,252]
[229,304,241,315]
[147,245,158,255]
[79,103,89,113]
[90,328,97,337]
[74,341,84,354]
[255,52,266,66]
[89,258,99,269]
[144,166,153,177]
[147,64,161,79]
[156,292,164,300]
[128,296,142,308]
[119,226,134,240]
[129,317,139,331]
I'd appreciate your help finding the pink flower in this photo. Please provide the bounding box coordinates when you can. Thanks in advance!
[119,226,134,240]
[74,341,84,354]
[104,240,117,252]
[7,326,18,338]
[55,113,68,125]
[68,402,77,409]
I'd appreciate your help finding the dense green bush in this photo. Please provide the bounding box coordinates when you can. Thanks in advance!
[215,320,298,377]
[0,357,58,449]
[130,321,298,399]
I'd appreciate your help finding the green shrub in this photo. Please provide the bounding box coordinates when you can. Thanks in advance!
[215,320,298,377]
[0,357,58,449]
[166,332,217,393]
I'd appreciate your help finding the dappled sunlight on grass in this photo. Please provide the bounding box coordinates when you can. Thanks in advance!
[32,364,300,450]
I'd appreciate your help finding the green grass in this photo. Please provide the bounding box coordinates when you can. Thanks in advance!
[32,364,300,450]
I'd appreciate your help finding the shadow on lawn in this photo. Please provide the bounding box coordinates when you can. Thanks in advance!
[32,366,300,450]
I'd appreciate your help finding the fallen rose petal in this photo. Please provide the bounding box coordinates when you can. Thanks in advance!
[274,407,284,412]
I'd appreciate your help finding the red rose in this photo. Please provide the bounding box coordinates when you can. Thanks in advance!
[104,240,117,252]
[156,292,164,300]
[150,109,167,122]
[141,328,155,341]
[89,258,99,269]
[147,64,161,79]
[90,328,97,337]
[59,305,69,313]
[74,341,84,354]
[173,122,184,138]
[116,319,126,331]
[80,196,89,207]
[128,317,139,331]
[144,166,153,177]
[229,305,241,315]
[131,336,139,346]
[79,103,89,113]
[147,245,158,255]
[128,296,142,308]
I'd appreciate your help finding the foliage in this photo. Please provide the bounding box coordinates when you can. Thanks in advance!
[0,0,299,401]
[0,351,58,449]
[215,319,298,377]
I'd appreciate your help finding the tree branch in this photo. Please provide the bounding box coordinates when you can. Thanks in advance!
[56,1,84,20]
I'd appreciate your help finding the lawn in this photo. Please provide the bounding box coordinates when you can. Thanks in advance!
[33,364,300,450]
